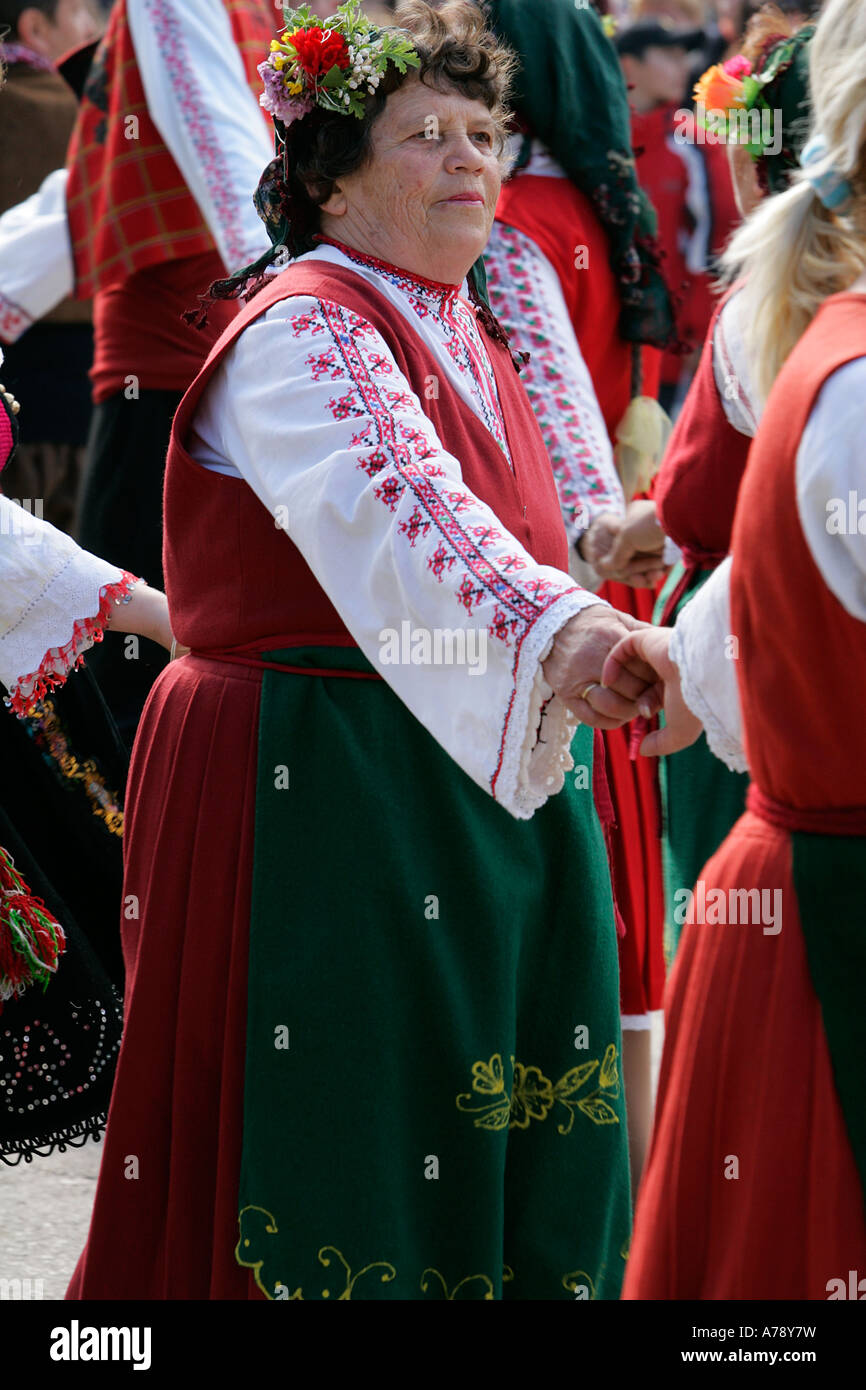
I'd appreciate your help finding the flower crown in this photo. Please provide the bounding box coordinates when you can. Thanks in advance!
[692,29,810,160]
[258,0,420,128]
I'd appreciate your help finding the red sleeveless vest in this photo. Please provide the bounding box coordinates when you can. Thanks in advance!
[654,289,752,570]
[164,261,570,654]
[731,292,866,817]
[65,0,275,298]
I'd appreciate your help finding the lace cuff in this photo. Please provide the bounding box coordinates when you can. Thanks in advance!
[5,572,140,716]
[499,588,607,819]
[668,558,747,774]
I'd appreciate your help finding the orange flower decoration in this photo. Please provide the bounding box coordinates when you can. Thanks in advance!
[694,63,748,114]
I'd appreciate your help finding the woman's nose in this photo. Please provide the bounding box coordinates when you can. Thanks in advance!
[443,133,484,171]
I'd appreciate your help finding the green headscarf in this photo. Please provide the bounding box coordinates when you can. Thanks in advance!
[482,0,677,351]
[751,25,814,196]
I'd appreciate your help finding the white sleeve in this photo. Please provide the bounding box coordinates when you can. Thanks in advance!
[0,497,138,714]
[483,222,625,544]
[189,295,607,819]
[668,557,747,773]
[127,0,274,274]
[712,289,760,437]
[0,169,73,343]
[797,358,866,621]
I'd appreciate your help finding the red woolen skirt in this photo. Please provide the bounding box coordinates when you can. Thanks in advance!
[599,580,666,1022]
[66,657,262,1299]
[623,810,866,1299]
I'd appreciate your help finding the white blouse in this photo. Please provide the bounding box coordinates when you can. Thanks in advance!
[0,498,137,714]
[671,349,866,770]
[190,244,605,820]
[0,0,273,342]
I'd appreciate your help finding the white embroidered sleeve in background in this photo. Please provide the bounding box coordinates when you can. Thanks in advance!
[128,0,274,273]
[0,497,137,713]
[668,557,747,773]
[483,221,625,543]
[0,169,73,343]
[190,294,606,819]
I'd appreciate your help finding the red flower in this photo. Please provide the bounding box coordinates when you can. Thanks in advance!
[288,26,351,79]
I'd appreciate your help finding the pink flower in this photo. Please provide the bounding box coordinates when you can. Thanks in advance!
[722,55,752,80]
[258,60,314,125]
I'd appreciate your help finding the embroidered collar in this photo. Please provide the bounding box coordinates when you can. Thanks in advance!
[0,41,56,73]
[317,236,461,303]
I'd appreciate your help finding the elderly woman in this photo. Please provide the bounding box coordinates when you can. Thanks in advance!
[610,0,866,1299]
[66,0,657,1301]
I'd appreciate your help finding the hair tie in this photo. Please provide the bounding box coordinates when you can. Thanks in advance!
[800,134,854,212]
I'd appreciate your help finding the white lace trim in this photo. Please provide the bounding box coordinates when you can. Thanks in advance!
[669,621,748,774]
[0,503,130,699]
[496,588,605,820]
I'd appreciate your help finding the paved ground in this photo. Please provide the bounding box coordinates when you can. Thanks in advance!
[0,1137,102,1300]
[0,1019,664,1300]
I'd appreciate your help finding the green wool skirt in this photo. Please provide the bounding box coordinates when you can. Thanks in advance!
[654,567,749,965]
[235,646,631,1300]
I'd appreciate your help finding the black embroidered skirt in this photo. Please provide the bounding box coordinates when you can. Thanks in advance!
[0,664,126,1164]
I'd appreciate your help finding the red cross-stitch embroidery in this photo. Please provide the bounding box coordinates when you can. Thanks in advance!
[307,348,345,382]
[398,506,431,548]
[327,390,365,421]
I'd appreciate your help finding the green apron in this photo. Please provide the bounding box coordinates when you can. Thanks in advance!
[236,646,631,1299]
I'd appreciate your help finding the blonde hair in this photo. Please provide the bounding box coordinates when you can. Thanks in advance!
[720,0,866,403]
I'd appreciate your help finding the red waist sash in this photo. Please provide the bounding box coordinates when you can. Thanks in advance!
[748,784,866,836]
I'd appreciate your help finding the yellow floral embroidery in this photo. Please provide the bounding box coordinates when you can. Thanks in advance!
[420,1269,495,1300]
[236,1207,396,1301]
[563,1269,597,1299]
[456,1045,621,1133]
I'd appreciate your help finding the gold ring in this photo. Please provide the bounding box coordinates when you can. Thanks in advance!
[578,682,600,704]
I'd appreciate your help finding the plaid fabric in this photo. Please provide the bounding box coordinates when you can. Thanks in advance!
[66,0,275,299]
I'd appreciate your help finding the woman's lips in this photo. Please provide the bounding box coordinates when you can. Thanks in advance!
[445,193,485,203]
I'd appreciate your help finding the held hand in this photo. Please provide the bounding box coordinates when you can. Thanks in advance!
[581,502,668,589]
[601,626,703,756]
[543,604,663,730]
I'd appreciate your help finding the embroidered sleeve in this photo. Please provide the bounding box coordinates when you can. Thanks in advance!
[483,222,625,543]
[668,557,747,773]
[0,169,73,344]
[127,0,274,273]
[190,295,606,819]
[0,496,139,715]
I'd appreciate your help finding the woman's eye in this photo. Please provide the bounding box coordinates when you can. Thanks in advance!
[473,131,494,146]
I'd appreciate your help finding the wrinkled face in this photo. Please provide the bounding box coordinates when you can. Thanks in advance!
[319,75,504,284]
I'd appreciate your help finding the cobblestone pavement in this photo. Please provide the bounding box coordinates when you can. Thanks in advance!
[0,1017,664,1301]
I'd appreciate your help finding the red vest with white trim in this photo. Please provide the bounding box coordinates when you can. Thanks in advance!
[163,262,570,654]
[731,292,866,811]
[65,0,275,298]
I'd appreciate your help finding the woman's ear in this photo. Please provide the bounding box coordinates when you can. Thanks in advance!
[319,181,348,216]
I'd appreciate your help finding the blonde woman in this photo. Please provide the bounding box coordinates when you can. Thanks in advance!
[608,0,866,1299]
